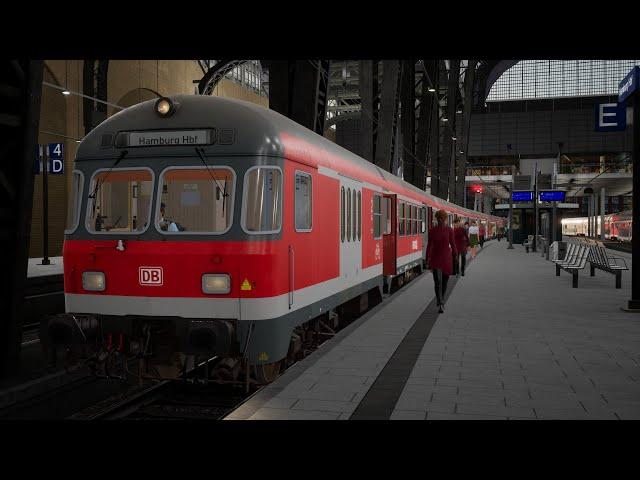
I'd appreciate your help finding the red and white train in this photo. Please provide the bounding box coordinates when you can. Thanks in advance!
[561,211,633,242]
[43,95,504,382]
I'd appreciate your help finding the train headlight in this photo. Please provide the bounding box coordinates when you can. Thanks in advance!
[202,274,231,294]
[82,271,106,292]
[155,97,175,117]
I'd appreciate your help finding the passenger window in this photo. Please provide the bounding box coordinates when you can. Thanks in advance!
[399,203,405,236]
[347,188,352,242]
[357,191,361,240]
[412,206,417,235]
[341,187,345,243]
[384,197,391,234]
[65,171,83,234]
[295,172,312,231]
[352,189,357,241]
[373,194,382,239]
[242,167,282,233]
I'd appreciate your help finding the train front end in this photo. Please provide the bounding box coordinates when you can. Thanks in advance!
[40,96,290,381]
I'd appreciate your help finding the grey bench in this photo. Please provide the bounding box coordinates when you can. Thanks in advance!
[588,245,629,289]
[554,243,590,288]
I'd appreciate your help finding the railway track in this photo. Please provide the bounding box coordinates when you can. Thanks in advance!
[6,266,424,420]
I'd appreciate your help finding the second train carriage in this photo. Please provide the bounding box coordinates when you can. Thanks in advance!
[43,95,504,382]
[561,211,632,242]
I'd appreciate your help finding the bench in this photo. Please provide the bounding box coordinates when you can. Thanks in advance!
[588,245,629,289]
[553,243,590,288]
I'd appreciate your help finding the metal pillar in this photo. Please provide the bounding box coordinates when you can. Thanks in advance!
[400,60,415,185]
[428,61,440,196]
[40,145,49,265]
[457,60,477,206]
[0,60,43,377]
[441,60,460,202]
[508,165,514,249]
[269,60,330,135]
[359,60,376,163]
[628,94,640,309]
[533,166,538,252]
[374,60,401,172]
[415,60,431,191]
[600,187,606,240]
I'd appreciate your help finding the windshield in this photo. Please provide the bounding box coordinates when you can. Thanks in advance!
[87,168,153,233]
[157,167,234,234]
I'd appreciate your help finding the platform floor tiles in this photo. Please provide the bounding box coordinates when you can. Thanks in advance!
[393,244,639,420]
[227,242,640,420]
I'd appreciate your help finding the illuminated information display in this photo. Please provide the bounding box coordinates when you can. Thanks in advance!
[511,191,533,202]
[539,190,566,202]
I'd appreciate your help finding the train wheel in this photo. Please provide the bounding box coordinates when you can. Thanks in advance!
[253,361,282,384]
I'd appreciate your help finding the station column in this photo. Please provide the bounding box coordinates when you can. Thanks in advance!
[619,66,640,310]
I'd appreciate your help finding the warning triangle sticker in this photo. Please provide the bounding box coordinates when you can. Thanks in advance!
[241,278,252,291]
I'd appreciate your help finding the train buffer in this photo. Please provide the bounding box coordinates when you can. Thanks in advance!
[224,243,638,420]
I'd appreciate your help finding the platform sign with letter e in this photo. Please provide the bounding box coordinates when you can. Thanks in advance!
[595,103,626,132]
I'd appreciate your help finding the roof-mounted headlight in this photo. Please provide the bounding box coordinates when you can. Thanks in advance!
[155,97,176,117]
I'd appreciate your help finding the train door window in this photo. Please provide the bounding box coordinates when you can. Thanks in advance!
[346,188,352,242]
[421,207,426,233]
[352,188,357,241]
[294,171,312,232]
[242,166,282,234]
[65,170,84,234]
[341,187,345,242]
[87,168,154,234]
[357,191,362,240]
[398,202,405,236]
[384,197,392,234]
[373,194,382,239]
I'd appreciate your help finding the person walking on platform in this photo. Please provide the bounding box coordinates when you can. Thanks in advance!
[468,221,479,258]
[426,209,457,313]
[453,217,469,277]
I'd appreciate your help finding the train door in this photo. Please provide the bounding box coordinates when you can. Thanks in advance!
[382,194,396,276]
[339,178,362,286]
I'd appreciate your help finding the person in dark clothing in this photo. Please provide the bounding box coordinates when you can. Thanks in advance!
[453,216,469,277]
[426,209,457,313]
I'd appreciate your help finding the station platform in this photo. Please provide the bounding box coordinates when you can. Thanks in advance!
[225,241,640,420]
[27,257,63,278]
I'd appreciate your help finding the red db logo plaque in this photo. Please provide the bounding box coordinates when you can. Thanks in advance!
[139,267,163,286]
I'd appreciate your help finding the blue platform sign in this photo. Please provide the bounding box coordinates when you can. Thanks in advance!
[539,190,566,202]
[512,191,534,202]
[619,66,640,103]
[35,143,64,174]
[595,103,626,132]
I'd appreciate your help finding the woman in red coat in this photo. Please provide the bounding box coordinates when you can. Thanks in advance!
[426,209,457,313]
[453,216,469,277]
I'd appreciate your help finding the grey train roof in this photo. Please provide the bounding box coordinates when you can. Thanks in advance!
[77,94,496,219]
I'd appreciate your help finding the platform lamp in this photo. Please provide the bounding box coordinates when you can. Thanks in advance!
[61,60,70,96]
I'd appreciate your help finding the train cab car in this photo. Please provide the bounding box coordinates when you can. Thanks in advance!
[41,95,504,384]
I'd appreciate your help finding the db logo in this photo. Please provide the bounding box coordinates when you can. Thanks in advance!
[139,266,163,286]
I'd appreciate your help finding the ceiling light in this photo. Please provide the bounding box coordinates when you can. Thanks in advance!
[452,136,457,140]
[428,87,436,92]
[456,109,462,114]
[442,118,448,122]
[62,89,71,95]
